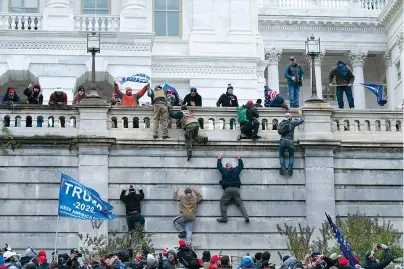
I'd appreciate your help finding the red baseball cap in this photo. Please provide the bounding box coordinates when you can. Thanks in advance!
[339,257,349,268]
[247,100,254,106]
[210,255,221,264]
[38,256,47,264]
[179,240,186,247]
[38,250,46,257]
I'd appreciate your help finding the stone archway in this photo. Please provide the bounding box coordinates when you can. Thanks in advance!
[74,71,115,101]
[0,70,39,101]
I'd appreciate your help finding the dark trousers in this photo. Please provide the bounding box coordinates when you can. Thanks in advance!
[220,187,249,219]
[279,139,294,170]
[241,120,259,138]
[336,86,354,108]
[126,214,145,231]
[268,95,285,107]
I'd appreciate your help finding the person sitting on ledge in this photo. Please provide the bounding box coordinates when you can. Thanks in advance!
[2,87,20,105]
[48,87,67,105]
[72,86,88,105]
[264,86,289,110]
[114,80,149,107]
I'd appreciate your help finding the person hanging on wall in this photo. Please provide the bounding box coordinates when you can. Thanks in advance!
[216,153,249,223]
[120,184,145,231]
[173,186,202,246]
[169,105,208,161]
[114,80,149,107]
[329,60,355,109]
[284,57,304,108]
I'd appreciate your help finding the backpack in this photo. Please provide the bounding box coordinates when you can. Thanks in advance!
[237,106,248,124]
[278,120,291,135]
[178,250,194,267]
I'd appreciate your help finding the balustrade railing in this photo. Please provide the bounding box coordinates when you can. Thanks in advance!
[74,15,119,32]
[0,14,42,31]
[0,106,402,143]
[258,0,388,10]
[0,105,79,128]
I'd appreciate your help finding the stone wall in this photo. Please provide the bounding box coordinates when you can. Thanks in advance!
[0,104,402,264]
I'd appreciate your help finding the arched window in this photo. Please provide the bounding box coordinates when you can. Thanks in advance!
[82,0,110,14]
[153,0,180,37]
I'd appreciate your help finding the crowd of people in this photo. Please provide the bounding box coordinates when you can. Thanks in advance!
[0,241,396,269]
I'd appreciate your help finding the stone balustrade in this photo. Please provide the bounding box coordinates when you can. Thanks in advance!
[74,15,120,32]
[0,105,402,144]
[258,0,388,13]
[0,14,42,31]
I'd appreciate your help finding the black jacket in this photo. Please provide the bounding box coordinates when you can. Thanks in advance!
[120,189,145,215]
[216,91,238,107]
[364,249,393,269]
[183,93,202,106]
[23,87,43,104]
[245,104,259,121]
[176,247,197,267]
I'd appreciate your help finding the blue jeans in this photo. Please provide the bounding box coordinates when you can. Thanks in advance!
[336,86,354,108]
[279,139,294,170]
[126,214,145,231]
[173,216,194,245]
[288,82,301,108]
[269,95,285,107]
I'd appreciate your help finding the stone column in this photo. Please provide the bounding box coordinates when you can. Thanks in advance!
[189,0,215,55]
[397,34,404,105]
[120,0,152,32]
[257,61,267,97]
[42,0,74,31]
[264,47,282,90]
[228,0,253,36]
[300,102,338,235]
[306,50,326,100]
[349,49,368,109]
[384,50,395,109]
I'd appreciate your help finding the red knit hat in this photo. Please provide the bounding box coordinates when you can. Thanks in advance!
[162,248,169,257]
[8,88,15,94]
[38,250,46,257]
[179,240,186,247]
[210,255,221,264]
[339,257,349,268]
[247,100,254,106]
[38,256,47,264]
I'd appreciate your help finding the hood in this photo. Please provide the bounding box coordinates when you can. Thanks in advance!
[167,249,177,260]
[202,251,211,263]
[33,84,41,91]
[146,254,158,269]
[239,257,254,268]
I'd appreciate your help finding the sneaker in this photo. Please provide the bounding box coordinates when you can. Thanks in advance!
[187,149,193,161]
[153,135,158,139]
[281,103,289,110]
[245,218,250,223]
[162,136,170,139]
[288,169,293,176]
[178,231,186,238]
[216,217,228,223]
[279,169,287,175]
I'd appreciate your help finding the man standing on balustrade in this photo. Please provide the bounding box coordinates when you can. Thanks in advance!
[114,80,149,107]
[329,60,355,109]
[148,85,170,139]
[284,57,304,108]
[169,105,208,161]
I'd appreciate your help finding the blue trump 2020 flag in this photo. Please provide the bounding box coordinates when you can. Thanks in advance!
[360,83,387,106]
[325,212,357,267]
[58,173,117,220]
[163,83,180,100]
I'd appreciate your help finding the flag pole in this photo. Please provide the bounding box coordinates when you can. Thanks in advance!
[54,215,60,260]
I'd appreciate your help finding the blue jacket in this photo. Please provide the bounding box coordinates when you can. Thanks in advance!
[217,159,243,189]
[2,92,20,104]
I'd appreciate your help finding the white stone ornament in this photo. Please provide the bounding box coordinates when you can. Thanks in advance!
[349,49,368,67]
[264,47,283,64]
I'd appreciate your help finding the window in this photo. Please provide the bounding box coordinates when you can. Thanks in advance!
[9,0,38,13]
[396,61,401,82]
[154,0,180,37]
[82,0,110,14]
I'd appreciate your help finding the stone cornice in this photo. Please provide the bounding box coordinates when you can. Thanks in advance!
[0,41,151,51]
[151,64,256,76]
[378,0,403,26]
[259,19,384,31]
